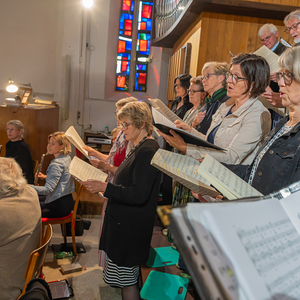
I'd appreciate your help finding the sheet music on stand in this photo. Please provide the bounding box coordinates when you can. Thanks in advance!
[169,180,300,300]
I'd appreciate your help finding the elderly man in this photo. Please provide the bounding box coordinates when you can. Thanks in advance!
[258,23,287,56]
[284,9,300,47]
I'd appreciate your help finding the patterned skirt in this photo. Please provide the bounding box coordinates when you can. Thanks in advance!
[103,257,139,288]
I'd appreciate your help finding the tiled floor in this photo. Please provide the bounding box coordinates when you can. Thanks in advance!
[43,215,122,300]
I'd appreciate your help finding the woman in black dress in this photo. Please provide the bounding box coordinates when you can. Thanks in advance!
[82,101,161,300]
[5,120,34,184]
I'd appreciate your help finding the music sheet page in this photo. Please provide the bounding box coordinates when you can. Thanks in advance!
[254,45,280,74]
[200,154,263,199]
[69,156,107,182]
[65,126,89,159]
[187,199,300,299]
[152,107,175,127]
[280,189,300,235]
[149,98,181,123]
[151,149,219,196]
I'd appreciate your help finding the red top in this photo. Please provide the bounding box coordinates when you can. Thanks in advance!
[114,141,127,167]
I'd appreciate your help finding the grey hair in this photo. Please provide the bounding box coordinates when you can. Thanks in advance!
[284,10,300,26]
[202,61,229,87]
[116,97,138,108]
[0,157,27,197]
[258,23,278,38]
[278,46,300,83]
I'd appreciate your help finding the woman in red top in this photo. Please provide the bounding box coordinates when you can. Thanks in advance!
[83,97,137,267]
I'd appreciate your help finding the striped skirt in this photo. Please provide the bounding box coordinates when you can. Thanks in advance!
[103,257,139,288]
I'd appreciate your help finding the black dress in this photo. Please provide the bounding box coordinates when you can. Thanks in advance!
[5,139,34,184]
[100,139,161,267]
[171,94,193,120]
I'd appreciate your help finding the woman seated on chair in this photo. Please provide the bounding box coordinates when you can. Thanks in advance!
[5,120,34,184]
[0,157,41,300]
[30,132,75,218]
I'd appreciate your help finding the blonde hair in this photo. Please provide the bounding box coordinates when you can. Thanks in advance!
[48,131,71,156]
[111,126,121,136]
[202,62,229,87]
[117,101,153,135]
[0,157,27,197]
[6,120,24,138]
[116,97,138,108]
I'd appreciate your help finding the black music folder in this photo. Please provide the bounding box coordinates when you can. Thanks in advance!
[169,182,300,300]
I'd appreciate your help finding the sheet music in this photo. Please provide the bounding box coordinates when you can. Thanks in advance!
[254,45,280,74]
[65,126,89,159]
[187,199,300,299]
[280,189,300,235]
[151,149,219,197]
[69,156,107,182]
[152,107,175,127]
[200,154,263,200]
[149,98,181,123]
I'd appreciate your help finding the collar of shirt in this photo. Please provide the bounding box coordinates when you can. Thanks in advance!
[271,41,280,52]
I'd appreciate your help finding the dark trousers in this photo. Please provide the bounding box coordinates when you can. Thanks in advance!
[40,193,73,218]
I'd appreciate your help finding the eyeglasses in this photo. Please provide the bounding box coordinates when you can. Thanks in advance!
[188,89,202,94]
[226,71,246,84]
[202,73,216,81]
[260,32,274,43]
[119,121,132,130]
[114,110,118,115]
[276,71,294,85]
[285,21,300,33]
[174,84,182,89]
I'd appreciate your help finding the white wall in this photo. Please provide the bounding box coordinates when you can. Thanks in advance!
[0,0,171,137]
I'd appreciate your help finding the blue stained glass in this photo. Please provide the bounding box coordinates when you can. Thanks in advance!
[125,40,132,51]
[146,20,152,30]
[142,65,147,70]
[131,1,135,11]
[119,30,123,35]
[127,65,130,74]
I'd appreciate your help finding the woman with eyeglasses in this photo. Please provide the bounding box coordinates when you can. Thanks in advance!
[82,101,161,300]
[193,61,230,134]
[223,47,300,195]
[83,97,137,268]
[171,74,193,119]
[159,53,271,165]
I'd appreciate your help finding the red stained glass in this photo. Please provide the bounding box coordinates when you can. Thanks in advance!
[138,73,146,84]
[118,40,126,53]
[125,20,132,30]
[140,22,146,30]
[139,40,147,52]
[122,0,131,11]
[142,5,151,19]
[122,61,128,72]
[124,31,131,36]
[117,76,126,88]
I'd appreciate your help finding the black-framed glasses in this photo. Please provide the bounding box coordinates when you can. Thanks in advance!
[260,32,274,43]
[285,21,300,33]
[276,72,294,85]
[202,73,216,81]
[226,71,246,84]
[174,84,182,89]
[188,89,202,94]
[119,121,132,130]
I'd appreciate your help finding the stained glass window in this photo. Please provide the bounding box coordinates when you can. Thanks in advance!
[116,0,135,91]
[134,1,153,92]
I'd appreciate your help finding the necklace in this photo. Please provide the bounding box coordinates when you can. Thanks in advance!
[121,135,148,165]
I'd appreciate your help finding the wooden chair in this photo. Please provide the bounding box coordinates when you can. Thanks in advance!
[18,224,53,299]
[41,181,83,256]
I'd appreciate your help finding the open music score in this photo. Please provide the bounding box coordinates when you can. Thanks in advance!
[65,126,89,159]
[151,149,262,200]
[148,98,181,123]
[254,45,280,74]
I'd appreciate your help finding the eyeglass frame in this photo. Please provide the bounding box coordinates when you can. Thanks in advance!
[284,21,300,33]
[188,89,203,94]
[174,83,183,89]
[276,71,294,85]
[260,32,274,43]
[201,73,217,81]
[119,121,133,130]
[226,71,247,84]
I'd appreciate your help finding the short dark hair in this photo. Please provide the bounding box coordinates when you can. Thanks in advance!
[174,74,192,92]
[231,53,270,98]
